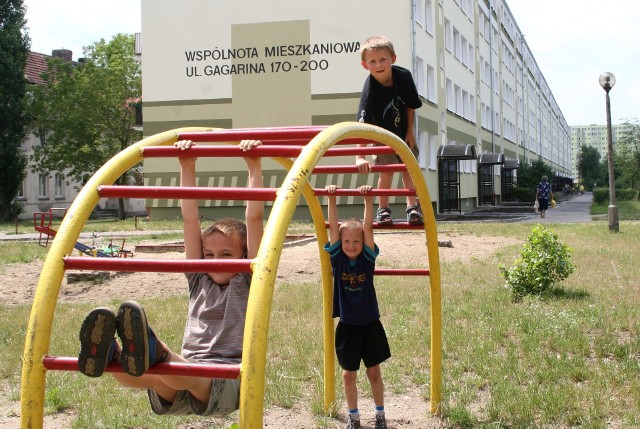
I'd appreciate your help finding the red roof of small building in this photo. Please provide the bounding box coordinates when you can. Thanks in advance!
[25,51,50,85]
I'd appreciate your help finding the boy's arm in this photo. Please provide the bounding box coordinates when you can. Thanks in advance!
[359,185,375,249]
[405,108,417,149]
[176,140,204,260]
[356,143,371,173]
[326,185,340,245]
[240,140,264,259]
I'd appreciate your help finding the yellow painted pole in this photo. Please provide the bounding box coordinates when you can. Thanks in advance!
[239,121,442,427]
[271,158,335,412]
[19,128,208,429]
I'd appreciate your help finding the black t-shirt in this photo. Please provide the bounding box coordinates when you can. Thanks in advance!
[357,65,422,140]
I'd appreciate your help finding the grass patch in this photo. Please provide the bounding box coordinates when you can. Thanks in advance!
[590,198,640,220]
[3,222,640,427]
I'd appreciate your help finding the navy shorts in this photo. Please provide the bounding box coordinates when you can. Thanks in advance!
[335,319,391,371]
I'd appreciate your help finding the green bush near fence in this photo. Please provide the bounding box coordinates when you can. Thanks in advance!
[592,188,639,205]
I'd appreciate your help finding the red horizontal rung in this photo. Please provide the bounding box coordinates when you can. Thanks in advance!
[314,188,416,197]
[375,269,430,276]
[142,145,395,158]
[97,186,416,199]
[313,164,407,174]
[98,186,278,200]
[178,126,326,143]
[324,222,425,230]
[43,356,240,379]
[64,257,253,273]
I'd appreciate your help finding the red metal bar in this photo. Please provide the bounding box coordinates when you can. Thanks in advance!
[312,164,407,174]
[97,186,417,199]
[42,356,240,379]
[178,126,326,143]
[142,145,394,158]
[324,222,425,230]
[98,186,278,200]
[314,188,416,197]
[375,269,430,276]
[64,257,252,273]
[176,127,377,146]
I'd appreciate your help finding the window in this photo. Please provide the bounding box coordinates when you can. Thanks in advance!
[38,174,48,198]
[444,20,453,52]
[55,173,64,198]
[417,131,427,169]
[415,0,425,26]
[425,0,434,34]
[426,65,436,103]
[446,79,454,111]
[415,57,426,97]
[429,134,437,170]
[17,181,25,200]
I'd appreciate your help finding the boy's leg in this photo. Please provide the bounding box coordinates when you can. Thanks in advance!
[116,301,170,377]
[377,171,393,210]
[366,364,384,409]
[78,307,120,377]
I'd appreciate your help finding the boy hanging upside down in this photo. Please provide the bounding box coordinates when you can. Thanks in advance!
[77,139,263,415]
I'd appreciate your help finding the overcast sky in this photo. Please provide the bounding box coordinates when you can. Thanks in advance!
[24,0,639,126]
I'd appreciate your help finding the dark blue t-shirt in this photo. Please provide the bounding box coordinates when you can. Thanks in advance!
[324,240,381,325]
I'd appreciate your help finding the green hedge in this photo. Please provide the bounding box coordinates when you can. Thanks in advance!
[512,187,536,204]
[593,188,639,205]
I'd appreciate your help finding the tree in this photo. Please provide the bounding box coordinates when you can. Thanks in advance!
[577,145,604,190]
[28,33,141,219]
[0,0,30,222]
[512,158,555,202]
[615,119,640,190]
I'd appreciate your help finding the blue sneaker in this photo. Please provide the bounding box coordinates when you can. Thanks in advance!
[78,308,120,377]
[116,301,169,376]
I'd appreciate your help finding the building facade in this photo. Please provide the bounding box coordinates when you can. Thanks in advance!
[570,124,631,179]
[140,0,571,218]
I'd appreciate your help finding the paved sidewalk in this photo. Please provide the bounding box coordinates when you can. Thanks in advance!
[518,192,594,223]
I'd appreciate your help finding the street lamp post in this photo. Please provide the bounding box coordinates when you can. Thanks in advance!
[599,72,618,233]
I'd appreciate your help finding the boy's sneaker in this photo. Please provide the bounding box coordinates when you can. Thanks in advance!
[345,416,361,429]
[78,307,121,377]
[375,414,388,429]
[116,301,170,376]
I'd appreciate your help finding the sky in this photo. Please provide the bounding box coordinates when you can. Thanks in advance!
[24,0,640,126]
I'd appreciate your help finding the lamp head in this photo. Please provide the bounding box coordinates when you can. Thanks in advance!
[599,72,616,92]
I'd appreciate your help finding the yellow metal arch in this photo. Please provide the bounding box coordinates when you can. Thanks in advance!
[20,122,441,429]
[240,122,442,428]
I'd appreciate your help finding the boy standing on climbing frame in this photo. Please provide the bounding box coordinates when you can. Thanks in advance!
[77,139,264,416]
[354,35,424,226]
[324,184,391,429]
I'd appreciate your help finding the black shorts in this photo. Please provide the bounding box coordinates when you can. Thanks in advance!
[335,319,391,371]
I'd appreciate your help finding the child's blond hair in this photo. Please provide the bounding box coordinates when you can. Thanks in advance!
[339,217,364,237]
[202,218,247,255]
[360,35,396,61]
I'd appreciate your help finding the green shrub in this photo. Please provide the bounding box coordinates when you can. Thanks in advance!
[512,186,535,204]
[593,187,638,205]
[499,224,576,300]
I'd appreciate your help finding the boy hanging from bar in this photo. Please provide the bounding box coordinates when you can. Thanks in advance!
[77,139,264,416]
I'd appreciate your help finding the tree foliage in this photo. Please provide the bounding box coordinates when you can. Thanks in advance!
[28,33,141,219]
[614,119,640,190]
[0,0,30,221]
[512,158,555,202]
[577,145,605,190]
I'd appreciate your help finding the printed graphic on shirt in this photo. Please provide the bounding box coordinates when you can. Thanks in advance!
[341,272,367,291]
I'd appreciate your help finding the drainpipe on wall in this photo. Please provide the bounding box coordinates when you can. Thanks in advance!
[488,2,495,153]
